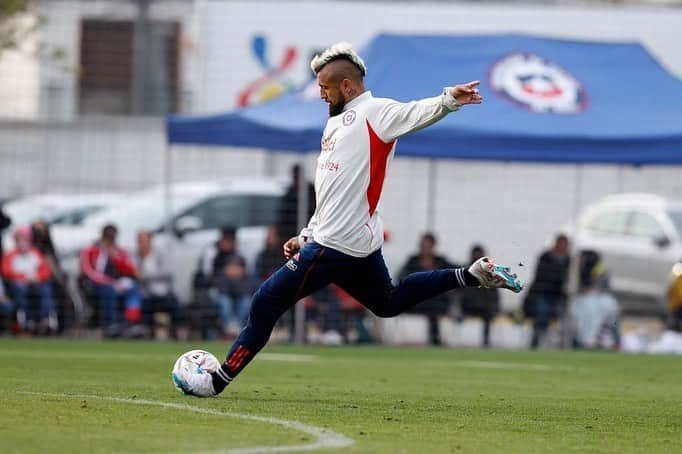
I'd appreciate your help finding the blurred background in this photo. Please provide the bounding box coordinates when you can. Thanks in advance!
[1,0,681,353]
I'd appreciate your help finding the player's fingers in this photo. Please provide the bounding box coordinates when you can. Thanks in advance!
[465,80,480,89]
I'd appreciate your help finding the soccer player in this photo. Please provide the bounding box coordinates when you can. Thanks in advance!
[200,42,523,396]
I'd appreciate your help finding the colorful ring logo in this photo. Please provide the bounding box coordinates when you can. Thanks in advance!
[237,35,298,108]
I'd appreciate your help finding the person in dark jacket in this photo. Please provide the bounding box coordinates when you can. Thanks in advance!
[254,225,284,284]
[0,205,11,257]
[276,164,316,241]
[197,226,240,284]
[32,219,72,333]
[458,244,500,347]
[210,254,253,336]
[399,232,455,345]
[523,234,571,348]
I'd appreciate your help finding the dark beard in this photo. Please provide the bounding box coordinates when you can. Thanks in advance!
[329,100,345,117]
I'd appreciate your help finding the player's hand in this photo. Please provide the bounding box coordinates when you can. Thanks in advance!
[283,236,300,260]
[450,80,482,105]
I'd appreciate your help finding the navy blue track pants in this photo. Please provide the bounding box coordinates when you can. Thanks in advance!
[222,242,465,378]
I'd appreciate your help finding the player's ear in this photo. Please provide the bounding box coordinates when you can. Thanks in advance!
[342,79,352,96]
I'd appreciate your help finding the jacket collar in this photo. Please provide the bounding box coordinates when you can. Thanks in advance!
[343,90,372,112]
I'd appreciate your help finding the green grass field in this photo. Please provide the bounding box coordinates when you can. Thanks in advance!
[0,339,680,453]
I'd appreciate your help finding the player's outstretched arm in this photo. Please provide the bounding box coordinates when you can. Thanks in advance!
[372,80,483,142]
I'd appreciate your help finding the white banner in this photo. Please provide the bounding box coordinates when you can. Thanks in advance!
[191,0,682,114]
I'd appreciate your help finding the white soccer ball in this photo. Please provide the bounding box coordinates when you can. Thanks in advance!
[172,349,220,397]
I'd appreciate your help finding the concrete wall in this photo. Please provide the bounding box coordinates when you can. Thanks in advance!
[0,15,41,119]
[1,1,681,118]
[0,0,199,120]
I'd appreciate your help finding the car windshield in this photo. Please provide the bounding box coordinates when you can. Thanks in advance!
[177,193,281,229]
[50,205,106,225]
[83,189,201,232]
[3,198,63,225]
[667,209,682,237]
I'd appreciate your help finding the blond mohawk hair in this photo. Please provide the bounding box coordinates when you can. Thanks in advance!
[310,42,367,76]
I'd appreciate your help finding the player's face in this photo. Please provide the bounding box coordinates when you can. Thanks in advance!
[317,69,345,117]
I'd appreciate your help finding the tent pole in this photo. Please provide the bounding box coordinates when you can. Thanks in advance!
[563,163,584,349]
[163,142,172,234]
[426,158,437,228]
[293,158,309,344]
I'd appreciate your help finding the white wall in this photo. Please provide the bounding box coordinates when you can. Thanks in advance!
[0,15,40,119]
[2,1,681,118]
[0,0,200,120]
[198,0,682,113]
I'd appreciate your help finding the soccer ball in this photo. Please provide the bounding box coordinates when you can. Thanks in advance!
[171,349,220,397]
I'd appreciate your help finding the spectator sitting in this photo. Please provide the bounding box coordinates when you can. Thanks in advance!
[190,226,242,340]
[31,219,72,332]
[669,271,682,332]
[134,230,181,339]
[196,225,240,287]
[80,224,143,338]
[210,254,253,337]
[255,225,285,283]
[523,234,571,349]
[457,244,500,347]
[570,250,619,350]
[0,204,11,257]
[0,277,15,334]
[399,232,455,345]
[1,226,56,334]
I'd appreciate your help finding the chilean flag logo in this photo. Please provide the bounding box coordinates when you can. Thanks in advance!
[489,52,588,114]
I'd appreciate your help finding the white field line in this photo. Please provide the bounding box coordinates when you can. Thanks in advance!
[258,353,316,362]
[19,391,353,454]
[1,351,316,363]
[427,360,572,371]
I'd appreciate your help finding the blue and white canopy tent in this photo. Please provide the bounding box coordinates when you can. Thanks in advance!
[167,33,682,165]
[166,34,682,344]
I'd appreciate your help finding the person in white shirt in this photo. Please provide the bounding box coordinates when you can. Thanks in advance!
[134,230,181,339]
[184,42,523,398]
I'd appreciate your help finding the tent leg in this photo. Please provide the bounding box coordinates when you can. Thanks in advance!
[563,163,584,350]
[293,158,309,344]
[426,158,437,227]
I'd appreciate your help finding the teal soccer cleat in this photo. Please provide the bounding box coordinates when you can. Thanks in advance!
[468,257,523,293]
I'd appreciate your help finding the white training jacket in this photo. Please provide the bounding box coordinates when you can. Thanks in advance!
[299,89,461,257]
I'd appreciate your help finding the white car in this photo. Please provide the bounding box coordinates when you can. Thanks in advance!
[574,193,682,313]
[52,177,287,304]
[1,192,123,249]
[3,193,124,227]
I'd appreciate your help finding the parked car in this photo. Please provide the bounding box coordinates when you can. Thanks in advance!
[52,177,287,304]
[573,193,682,313]
[1,192,123,250]
[3,193,124,227]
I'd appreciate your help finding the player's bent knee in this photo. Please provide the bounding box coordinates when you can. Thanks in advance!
[367,305,401,318]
